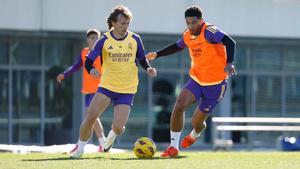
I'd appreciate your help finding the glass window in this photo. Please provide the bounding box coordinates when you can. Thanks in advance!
[255,76,281,116]
[254,47,281,71]
[12,70,41,144]
[0,70,8,143]
[44,65,73,145]
[283,48,300,71]
[45,40,74,67]
[231,75,252,117]
[286,76,300,117]
[0,124,8,144]
[235,45,252,70]
[13,123,41,144]
[0,70,8,117]
[12,70,41,117]
[11,40,41,65]
[0,40,9,64]
[45,66,72,118]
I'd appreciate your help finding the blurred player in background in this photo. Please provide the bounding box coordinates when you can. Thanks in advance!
[56,28,105,153]
[70,5,157,158]
[146,6,236,157]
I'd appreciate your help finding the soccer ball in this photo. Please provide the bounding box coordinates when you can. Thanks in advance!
[133,137,156,158]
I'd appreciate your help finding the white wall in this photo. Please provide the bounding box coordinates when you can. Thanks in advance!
[199,0,300,38]
[0,0,300,38]
[0,0,42,30]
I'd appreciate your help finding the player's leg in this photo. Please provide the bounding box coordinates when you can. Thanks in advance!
[161,79,201,157]
[103,105,131,152]
[181,107,210,148]
[93,118,105,151]
[86,94,106,151]
[103,94,134,152]
[79,93,110,142]
[112,104,131,134]
[71,92,111,157]
[181,80,227,149]
[170,88,196,138]
[70,94,106,154]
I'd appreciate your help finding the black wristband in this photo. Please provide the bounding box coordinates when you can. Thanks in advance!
[139,58,151,70]
[85,57,95,74]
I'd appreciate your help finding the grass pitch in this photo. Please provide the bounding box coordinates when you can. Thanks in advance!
[0,151,299,169]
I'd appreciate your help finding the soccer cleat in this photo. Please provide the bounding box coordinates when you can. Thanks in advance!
[103,133,116,152]
[69,145,84,158]
[98,145,103,152]
[69,144,78,154]
[181,134,196,149]
[160,146,179,158]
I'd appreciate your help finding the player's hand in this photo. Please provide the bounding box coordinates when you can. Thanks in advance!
[146,52,157,60]
[224,63,237,76]
[56,73,64,83]
[147,67,157,78]
[90,68,101,79]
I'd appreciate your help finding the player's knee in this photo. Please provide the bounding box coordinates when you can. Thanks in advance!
[112,125,125,135]
[85,112,98,123]
[174,98,188,112]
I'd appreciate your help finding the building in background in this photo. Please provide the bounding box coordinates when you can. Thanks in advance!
[0,0,300,148]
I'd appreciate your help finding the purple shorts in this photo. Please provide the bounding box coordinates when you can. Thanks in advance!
[97,87,135,107]
[85,93,95,107]
[183,78,227,113]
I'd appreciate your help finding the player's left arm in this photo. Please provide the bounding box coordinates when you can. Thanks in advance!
[85,36,106,79]
[205,26,236,75]
[133,34,157,78]
[146,39,186,60]
[63,54,83,77]
[57,54,83,83]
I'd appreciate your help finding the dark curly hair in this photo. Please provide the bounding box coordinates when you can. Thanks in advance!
[185,6,203,19]
[107,5,133,30]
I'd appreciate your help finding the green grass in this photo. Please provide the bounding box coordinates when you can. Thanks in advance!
[0,151,300,169]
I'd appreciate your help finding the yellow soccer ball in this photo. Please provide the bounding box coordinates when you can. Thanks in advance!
[133,137,156,158]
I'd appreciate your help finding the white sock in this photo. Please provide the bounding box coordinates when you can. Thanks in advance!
[109,130,117,136]
[103,130,117,150]
[77,139,88,150]
[170,131,181,149]
[98,137,105,146]
[190,129,203,139]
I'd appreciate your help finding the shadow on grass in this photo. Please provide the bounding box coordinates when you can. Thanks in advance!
[109,155,188,161]
[22,156,104,161]
[21,155,188,162]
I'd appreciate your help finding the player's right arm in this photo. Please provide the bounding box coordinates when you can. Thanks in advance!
[85,36,107,79]
[146,39,186,60]
[56,54,83,83]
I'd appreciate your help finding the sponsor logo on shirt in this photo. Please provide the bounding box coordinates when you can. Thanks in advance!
[108,52,133,62]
